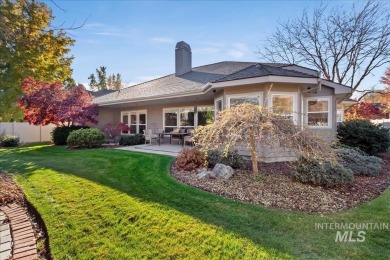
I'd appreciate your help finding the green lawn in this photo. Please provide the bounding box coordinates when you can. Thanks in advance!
[0,144,389,259]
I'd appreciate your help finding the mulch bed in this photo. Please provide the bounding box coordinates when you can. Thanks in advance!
[171,154,390,213]
[0,171,50,259]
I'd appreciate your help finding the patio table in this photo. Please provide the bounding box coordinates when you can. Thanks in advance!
[157,132,190,147]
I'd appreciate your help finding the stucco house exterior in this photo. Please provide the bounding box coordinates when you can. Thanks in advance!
[93,41,352,146]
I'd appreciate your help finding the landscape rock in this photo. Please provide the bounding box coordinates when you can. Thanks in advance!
[196,171,210,179]
[197,168,207,174]
[213,164,234,179]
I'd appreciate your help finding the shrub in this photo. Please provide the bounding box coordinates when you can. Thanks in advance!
[51,125,89,145]
[119,134,145,146]
[67,128,105,148]
[175,147,206,172]
[336,148,382,176]
[1,135,19,147]
[206,149,244,169]
[293,158,354,187]
[337,120,390,155]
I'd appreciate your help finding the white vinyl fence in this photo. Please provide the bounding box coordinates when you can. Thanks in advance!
[0,122,56,143]
[371,119,390,129]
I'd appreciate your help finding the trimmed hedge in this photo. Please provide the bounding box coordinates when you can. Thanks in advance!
[337,120,390,155]
[336,148,382,177]
[119,134,145,146]
[1,135,19,147]
[51,125,89,145]
[293,158,354,187]
[67,128,105,148]
[206,149,244,169]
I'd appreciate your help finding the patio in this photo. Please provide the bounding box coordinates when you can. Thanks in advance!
[116,144,184,157]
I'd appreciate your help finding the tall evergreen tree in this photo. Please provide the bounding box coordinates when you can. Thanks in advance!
[96,66,107,90]
[88,74,98,90]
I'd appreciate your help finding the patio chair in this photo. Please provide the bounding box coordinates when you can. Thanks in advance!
[171,128,181,145]
[184,129,195,146]
[143,129,158,145]
[157,128,168,142]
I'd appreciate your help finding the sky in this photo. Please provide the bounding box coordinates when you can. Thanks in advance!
[43,0,388,90]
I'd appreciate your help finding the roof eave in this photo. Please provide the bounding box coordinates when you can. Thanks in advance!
[95,83,212,106]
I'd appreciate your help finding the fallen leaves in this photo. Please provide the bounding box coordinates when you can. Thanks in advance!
[0,171,25,206]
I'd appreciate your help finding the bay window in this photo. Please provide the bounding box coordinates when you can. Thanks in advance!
[270,93,297,122]
[226,92,263,108]
[306,97,331,127]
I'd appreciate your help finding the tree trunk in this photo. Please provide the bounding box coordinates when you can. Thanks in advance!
[249,127,259,175]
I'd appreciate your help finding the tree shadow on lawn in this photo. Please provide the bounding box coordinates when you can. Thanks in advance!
[1,145,389,259]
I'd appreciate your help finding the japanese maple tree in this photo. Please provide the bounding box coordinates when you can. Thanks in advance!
[345,102,383,120]
[18,77,98,126]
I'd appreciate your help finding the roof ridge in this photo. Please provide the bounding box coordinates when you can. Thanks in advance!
[256,63,273,75]
[119,74,174,91]
[212,64,257,82]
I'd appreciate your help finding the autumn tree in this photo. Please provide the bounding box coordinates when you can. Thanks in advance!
[344,102,383,120]
[258,1,390,95]
[195,103,333,175]
[18,77,98,126]
[0,0,75,121]
[381,67,390,87]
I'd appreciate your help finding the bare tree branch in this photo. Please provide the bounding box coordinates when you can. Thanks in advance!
[258,0,390,94]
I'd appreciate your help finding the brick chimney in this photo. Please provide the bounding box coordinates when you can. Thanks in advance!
[175,41,191,76]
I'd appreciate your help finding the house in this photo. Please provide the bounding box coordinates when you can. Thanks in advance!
[93,41,352,151]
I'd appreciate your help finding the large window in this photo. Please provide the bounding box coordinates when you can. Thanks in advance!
[306,97,331,127]
[336,105,344,122]
[227,93,262,108]
[163,107,194,131]
[121,110,147,134]
[214,98,223,118]
[197,106,214,126]
[270,93,297,122]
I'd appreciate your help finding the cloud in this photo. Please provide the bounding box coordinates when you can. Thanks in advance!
[84,22,124,37]
[151,37,175,44]
[227,43,249,59]
[228,50,245,58]
[92,32,121,36]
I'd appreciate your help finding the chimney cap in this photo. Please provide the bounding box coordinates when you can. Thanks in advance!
[176,41,191,51]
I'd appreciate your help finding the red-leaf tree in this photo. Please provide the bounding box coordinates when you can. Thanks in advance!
[101,123,130,139]
[345,102,384,120]
[381,67,390,87]
[18,77,98,126]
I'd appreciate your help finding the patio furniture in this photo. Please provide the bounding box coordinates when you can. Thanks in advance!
[143,129,158,145]
[157,131,190,147]
[184,129,195,146]
[171,128,181,145]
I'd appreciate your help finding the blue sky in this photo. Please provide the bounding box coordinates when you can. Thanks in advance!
[44,0,386,89]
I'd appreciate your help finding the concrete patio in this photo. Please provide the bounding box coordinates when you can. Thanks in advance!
[116,144,185,157]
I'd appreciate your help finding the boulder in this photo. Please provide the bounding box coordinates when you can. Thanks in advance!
[212,163,234,179]
[196,171,210,179]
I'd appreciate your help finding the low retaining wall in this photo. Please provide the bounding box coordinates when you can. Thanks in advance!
[0,122,55,143]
